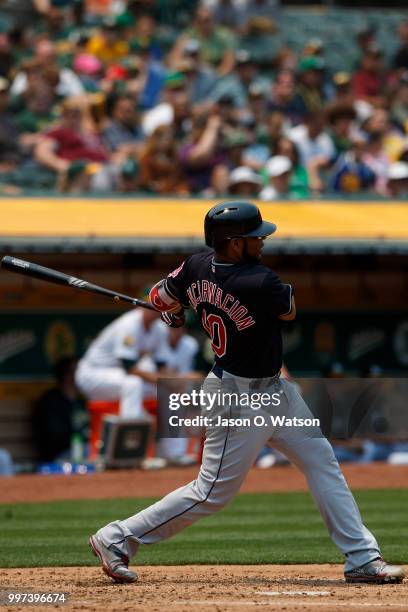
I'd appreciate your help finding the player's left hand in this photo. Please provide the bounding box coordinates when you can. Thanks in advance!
[161,310,185,328]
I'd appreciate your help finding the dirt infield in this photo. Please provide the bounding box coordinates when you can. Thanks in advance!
[1,463,408,504]
[2,565,408,612]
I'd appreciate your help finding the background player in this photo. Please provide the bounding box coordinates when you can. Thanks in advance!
[75,306,166,420]
[89,201,405,586]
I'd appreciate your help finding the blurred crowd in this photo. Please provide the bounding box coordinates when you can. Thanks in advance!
[0,0,408,197]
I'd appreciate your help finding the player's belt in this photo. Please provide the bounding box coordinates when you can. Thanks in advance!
[211,364,281,388]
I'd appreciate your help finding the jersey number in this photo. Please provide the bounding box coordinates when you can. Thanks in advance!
[202,309,227,358]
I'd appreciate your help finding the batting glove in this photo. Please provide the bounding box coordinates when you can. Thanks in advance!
[161,310,185,328]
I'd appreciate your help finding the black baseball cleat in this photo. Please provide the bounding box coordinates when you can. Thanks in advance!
[345,558,405,584]
[89,533,138,583]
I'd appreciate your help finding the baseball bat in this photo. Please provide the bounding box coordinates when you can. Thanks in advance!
[1,256,157,311]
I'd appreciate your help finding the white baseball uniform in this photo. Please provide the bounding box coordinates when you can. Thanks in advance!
[75,309,168,419]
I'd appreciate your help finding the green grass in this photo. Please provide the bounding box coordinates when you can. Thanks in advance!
[0,490,407,568]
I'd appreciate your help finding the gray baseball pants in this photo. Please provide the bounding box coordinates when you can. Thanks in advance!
[97,370,380,572]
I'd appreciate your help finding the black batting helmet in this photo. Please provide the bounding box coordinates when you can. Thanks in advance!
[204,201,277,248]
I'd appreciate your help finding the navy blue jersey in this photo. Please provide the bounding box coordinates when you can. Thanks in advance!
[165,251,292,378]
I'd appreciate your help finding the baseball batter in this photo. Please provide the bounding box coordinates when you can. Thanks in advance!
[76,307,166,420]
[89,201,405,585]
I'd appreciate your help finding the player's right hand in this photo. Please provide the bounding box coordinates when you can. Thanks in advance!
[161,310,185,328]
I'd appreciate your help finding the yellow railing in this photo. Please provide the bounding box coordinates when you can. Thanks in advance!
[1,198,408,240]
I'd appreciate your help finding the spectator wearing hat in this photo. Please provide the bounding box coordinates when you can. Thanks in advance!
[170,6,237,77]
[351,46,386,107]
[393,21,408,72]
[295,56,327,116]
[272,136,309,198]
[259,155,293,200]
[386,161,408,198]
[139,124,189,195]
[227,165,261,196]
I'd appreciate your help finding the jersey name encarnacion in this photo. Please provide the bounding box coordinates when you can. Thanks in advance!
[186,279,255,331]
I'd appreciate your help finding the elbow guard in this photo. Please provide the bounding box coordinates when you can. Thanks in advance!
[149,279,182,313]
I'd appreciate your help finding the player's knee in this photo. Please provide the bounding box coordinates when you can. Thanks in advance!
[203,494,230,513]
[195,478,236,512]
[205,480,241,512]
